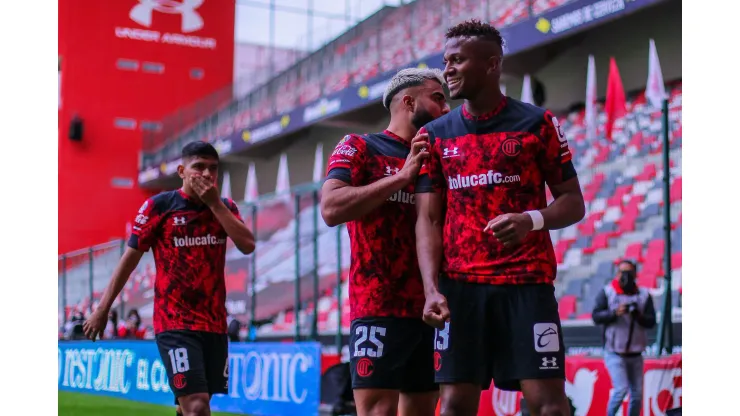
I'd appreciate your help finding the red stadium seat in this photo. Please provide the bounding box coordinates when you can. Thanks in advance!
[624,242,644,262]
[554,240,573,264]
[636,163,657,181]
[670,177,682,203]
[558,295,577,320]
[578,212,603,236]
[607,184,633,207]
[638,271,659,289]
[583,233,611,255]
[671,252,682,269]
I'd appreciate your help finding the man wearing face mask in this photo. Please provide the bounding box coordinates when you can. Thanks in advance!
[592,259,657,416]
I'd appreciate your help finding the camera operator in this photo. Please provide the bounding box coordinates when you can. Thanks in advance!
[592,259,656,416]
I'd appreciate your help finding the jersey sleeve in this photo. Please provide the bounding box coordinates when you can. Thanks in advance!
[415,126,444,193]
[325,134,367,185]
[224,198,244,222]
[539,111,577,186]
[127,198,163,252]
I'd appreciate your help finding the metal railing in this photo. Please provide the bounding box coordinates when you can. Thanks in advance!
[58,182,351,348]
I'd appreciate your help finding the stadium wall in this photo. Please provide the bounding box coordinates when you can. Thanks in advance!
[58,0,235,253]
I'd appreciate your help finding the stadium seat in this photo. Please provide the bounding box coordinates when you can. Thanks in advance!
[558,295,577,320]
[107,77,683,331]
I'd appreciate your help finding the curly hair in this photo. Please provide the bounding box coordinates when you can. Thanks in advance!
[445,19,504,51]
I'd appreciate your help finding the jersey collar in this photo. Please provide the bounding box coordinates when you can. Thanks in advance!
[462,96,508,121]
[383,129,409,145]
[178,188,205,206]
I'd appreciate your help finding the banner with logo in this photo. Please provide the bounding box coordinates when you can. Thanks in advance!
[475,354,682,416]
[499,0,666,55]
[58,340,321,416]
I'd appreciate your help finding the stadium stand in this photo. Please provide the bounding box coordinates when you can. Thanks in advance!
[60,78,683,338]
[140,0,580,167]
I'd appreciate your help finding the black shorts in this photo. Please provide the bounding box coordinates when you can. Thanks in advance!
[155,330,229,402]
[349,317,437,393]
[434,278,565,392]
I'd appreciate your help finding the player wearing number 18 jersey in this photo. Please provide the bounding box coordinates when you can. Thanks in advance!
[321,68,449,416]
[415,20,585,416]
[84,142,255,416]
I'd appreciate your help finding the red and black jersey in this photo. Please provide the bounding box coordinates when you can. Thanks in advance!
[416,97,577,285]
[326,130,425,321]
[128,190,243,334]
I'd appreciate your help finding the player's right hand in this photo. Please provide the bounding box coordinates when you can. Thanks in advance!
[83,307,109,342]
[400,132,430,183]
[423,291,450,329]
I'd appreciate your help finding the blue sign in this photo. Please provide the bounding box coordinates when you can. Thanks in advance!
[139,0,666,185]
[58,340,321,416]
[499,0,667,55]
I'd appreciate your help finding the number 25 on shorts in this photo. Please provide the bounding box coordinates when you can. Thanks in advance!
[353,325,386,358]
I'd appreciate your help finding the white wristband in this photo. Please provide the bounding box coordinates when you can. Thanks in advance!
[525,210,545,231]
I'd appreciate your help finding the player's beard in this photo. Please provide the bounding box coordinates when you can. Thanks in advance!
[411,107,435,130]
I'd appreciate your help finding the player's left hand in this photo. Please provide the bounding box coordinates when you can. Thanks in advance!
[83,307,109,342]
[484,213,534,247]
[191,175,220,207]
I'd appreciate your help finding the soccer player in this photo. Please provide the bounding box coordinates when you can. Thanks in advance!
[83,141,255,416]
[320,67,449,416]
[415,20,586,416]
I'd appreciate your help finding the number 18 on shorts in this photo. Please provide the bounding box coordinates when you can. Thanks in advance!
[156,330,229,400]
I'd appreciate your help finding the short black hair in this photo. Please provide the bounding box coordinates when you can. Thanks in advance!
[445,19,504,52]
[181,141,219,161]
[618,259,638,271]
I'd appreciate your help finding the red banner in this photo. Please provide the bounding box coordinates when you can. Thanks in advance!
[476,354,682,416]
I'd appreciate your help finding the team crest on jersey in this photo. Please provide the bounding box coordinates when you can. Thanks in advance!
[138,200,149,214]
[338,135,350,146]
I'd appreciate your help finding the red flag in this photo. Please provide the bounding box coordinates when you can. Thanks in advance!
[604,57,626,140]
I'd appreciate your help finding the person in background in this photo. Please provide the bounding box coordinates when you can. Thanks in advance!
[118,309,145,340]
[64,309,87,340]
[104,310,119,340]
[592,259,656,416]
[227,313,241,342]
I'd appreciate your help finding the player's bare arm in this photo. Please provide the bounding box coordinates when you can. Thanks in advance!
[484,177,585,247]
[321,133,429,227]
[83,247,145,341]
[191,176,256,254]
[539,176,585,228]
[415,191,449,329]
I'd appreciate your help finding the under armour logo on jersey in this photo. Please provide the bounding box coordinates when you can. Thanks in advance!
[541,357,558,368]
[130,0,205,33]
[384,166,400,176]
[442,147,460,158]
[173,216,187,225]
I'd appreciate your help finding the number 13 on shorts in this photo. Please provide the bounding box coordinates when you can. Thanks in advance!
[434,322,450,351]
[168,347,191,374]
